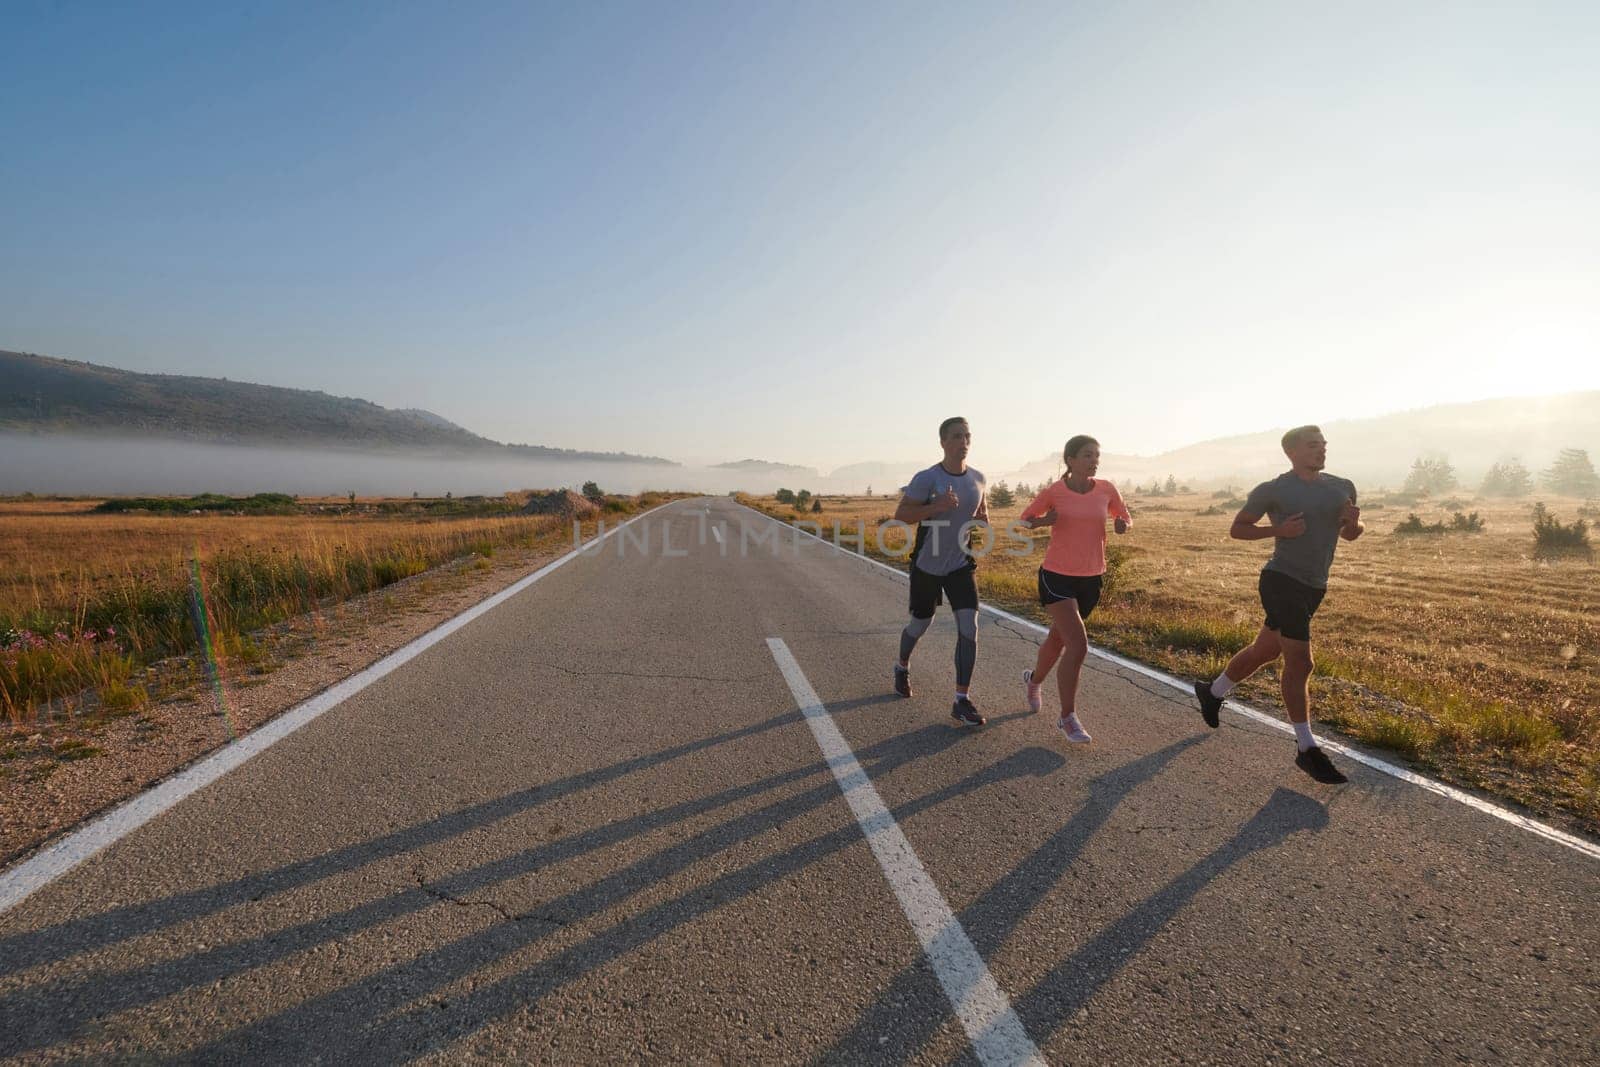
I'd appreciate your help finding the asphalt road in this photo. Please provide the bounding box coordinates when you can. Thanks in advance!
[1,497,1596,1064]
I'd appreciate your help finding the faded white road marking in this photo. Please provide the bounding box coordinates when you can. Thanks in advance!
[766,638,1045,1067]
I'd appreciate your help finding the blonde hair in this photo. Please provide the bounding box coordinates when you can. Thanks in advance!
[1281,425,1322,453]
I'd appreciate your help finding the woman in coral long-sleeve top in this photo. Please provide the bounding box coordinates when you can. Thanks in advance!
[1018,435,1131,743]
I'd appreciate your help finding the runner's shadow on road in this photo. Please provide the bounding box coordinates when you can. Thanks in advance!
[1010,786,1327,1044]
[159,738,1065,1062]
[0,707,810,973]
[825,738,1327,1061]
[0,709,1045,1059]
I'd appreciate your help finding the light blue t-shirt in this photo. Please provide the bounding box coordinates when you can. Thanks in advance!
[905,463,987,576]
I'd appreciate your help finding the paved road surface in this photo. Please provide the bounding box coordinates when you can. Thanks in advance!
[1,498,1596,1064]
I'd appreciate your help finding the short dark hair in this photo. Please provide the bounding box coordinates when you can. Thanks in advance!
[1063,434,1099,464]
[939,416,969,440]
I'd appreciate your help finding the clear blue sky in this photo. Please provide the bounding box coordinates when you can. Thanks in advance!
[4,1,1598,471]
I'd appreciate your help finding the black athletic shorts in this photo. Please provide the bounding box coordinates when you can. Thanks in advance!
[909,562,979,619]
[1259,568,1326,642]
[1037,569,1103,618]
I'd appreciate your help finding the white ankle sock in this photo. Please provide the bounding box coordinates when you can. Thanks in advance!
[1294,721,1316,751]
[1210,673,1236,698]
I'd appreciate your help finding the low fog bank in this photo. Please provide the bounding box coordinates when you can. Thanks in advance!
[0,435,900,498]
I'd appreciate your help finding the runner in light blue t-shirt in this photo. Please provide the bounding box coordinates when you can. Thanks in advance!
[891,416,990,727]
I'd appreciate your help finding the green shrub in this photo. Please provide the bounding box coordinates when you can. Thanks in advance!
[1533,502,1592,556]
[94,493,299,515]
[1394,513,1443,535]
[1395,511,1482,535]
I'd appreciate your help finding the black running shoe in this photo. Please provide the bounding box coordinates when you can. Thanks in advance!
[1295,745,1348,784]
[950,697,986,727]
[1193,680,1223,729]
[893,665,913,698]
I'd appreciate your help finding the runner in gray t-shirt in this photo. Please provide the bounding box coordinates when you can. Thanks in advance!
[1191,425,1365,784]
[892,416,990,727]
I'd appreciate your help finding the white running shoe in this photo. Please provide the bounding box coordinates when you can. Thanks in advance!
[1022,668,1042,714]
[1056,715,1092,744]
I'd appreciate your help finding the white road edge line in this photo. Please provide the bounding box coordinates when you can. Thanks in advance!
[766,638,1045,1067]
[0,503,675,917]
[736,502,1600,863]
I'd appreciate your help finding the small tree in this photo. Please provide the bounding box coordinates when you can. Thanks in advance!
[775,488,796,504]
[1403,456,1458,496]
[1533,502,1592,555]
[794,489,812,510]
[581,480,604,501]
[348,490,357,506]
[810,497,823,513]
[1542,449,1600,496]
[989,481,1015,507]
[1014,481,1032,499]
[1163,474,1178,495]
[1480,459,1533,498]
[865,485,873,497]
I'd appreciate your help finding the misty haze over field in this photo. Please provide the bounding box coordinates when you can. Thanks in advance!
[0,435,902,498]
[8,387,1600,501]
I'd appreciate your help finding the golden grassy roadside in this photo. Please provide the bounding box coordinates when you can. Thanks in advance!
[0,492,678,727]
[0,518,639,867]
[746,491,1600,831]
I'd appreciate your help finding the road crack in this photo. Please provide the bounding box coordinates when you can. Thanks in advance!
[411,864,569,927]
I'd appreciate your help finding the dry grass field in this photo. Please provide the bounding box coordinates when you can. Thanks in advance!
[3,488,1594,837]
[0,493,672,729]
[748,489,1600,832]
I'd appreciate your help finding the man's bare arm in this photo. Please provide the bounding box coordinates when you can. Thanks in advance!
[1230,508,1304,540]
[894,489,956,525]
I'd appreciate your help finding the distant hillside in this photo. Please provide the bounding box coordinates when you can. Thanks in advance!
[1002,392,1600,490]
[396,408,471,434]
[713,458,820,478]
[0,350,675,464]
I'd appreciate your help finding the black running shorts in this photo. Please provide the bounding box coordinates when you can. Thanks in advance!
[1259,568,1326,642]
[909,562,979,619]
[1036,569,1103,618]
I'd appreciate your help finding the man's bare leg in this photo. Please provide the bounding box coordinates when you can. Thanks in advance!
[1278,634,1314,733]
[1194,626,1279,727]
[1223,625,1282,688]
[1278,634,1347,780]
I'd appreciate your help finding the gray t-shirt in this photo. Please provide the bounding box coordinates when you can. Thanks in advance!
[1244,471,1358,589]
[905,463,987,576]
